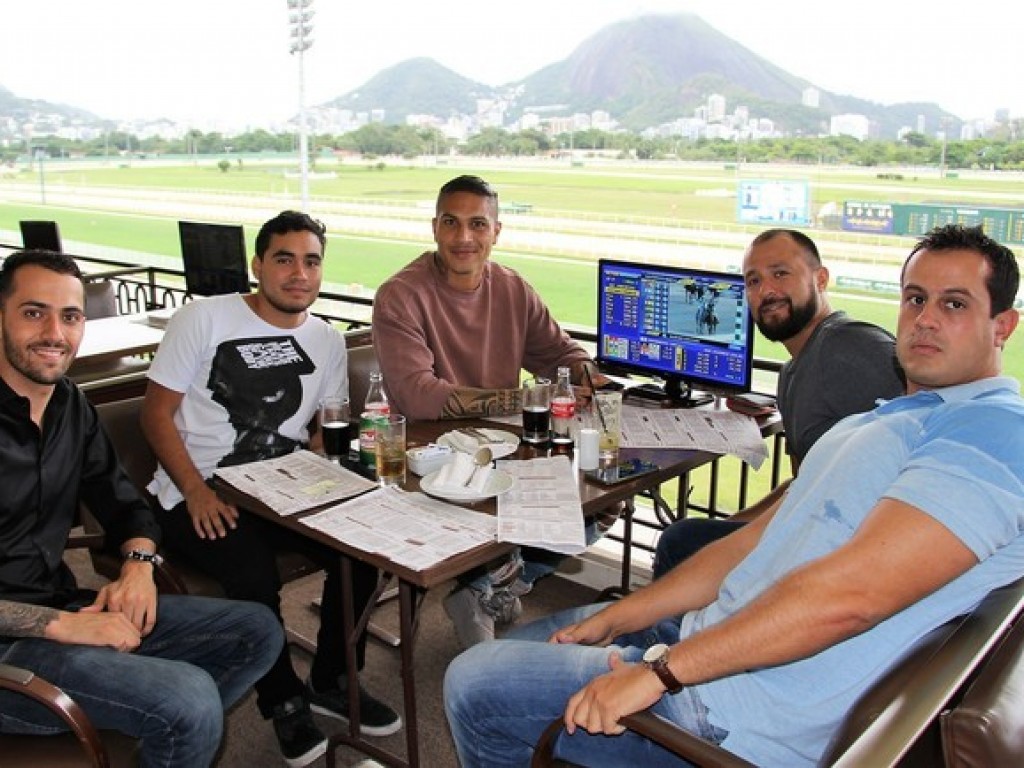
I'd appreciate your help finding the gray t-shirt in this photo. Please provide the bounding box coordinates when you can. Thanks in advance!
[777,311,904,463]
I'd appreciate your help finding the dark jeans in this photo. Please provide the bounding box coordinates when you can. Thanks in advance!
[0,594,281,768]
[159,502,380,718]
[652,518,748,579]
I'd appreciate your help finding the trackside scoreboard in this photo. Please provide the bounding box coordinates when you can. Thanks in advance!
[843,201,1024,245]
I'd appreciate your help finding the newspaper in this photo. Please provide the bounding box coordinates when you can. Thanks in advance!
[496,455,586,555]
[213,450,377,516]
[618,405,769,469]
[301,488,497,571]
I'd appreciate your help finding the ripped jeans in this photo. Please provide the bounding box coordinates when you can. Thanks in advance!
[461,518,608,624]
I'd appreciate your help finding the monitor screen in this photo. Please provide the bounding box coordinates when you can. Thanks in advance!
[20,220,63,252]
[178,221,251,296]
[596,259,754,404]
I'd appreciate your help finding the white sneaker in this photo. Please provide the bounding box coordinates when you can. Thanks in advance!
[443,586,494,648]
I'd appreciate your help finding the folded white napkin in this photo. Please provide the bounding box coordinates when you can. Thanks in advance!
[439,429,514,455]
[440,431,479,454]
[467,464,493,493]
[433,451,477,490]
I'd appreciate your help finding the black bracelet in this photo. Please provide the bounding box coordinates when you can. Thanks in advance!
[124,549,164,566]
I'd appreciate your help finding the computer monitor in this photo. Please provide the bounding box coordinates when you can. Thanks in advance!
[177,221,251,296]
[596,259,755,406]
[19,220,63,252]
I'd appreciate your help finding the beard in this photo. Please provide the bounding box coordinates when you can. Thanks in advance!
[262,284,315,315]
[755,293,819,343]
[4,335,72,385]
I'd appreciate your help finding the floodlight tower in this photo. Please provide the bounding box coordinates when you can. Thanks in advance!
[287,0,314,210]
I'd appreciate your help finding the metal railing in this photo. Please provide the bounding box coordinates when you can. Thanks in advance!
[41,247,790,564]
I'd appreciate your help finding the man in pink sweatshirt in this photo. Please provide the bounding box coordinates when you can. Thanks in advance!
[372,174,613,647]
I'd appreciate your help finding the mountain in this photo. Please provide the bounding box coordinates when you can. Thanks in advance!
[0,84,101,125]
[325,57,494,119]
[321,13,956,137]
[0,14,958,140]
[519,15,807,123]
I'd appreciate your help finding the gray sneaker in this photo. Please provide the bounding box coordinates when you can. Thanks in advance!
[482,588,522,627]
[443,586,494,648]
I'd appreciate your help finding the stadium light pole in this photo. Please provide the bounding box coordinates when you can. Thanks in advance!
[287,0,314,211]
[34,148,47,205]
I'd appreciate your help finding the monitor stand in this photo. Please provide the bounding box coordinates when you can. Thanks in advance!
[625,378,714,408]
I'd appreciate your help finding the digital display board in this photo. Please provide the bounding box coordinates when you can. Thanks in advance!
[842,202,895,234]
[736,180,810,226]
[596,259,755,402]
[890,204,1024,245]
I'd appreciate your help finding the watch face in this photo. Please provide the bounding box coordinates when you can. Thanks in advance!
[644,643,669,663]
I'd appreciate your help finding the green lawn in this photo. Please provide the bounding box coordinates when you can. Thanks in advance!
[2,161,1022,513]
[1,190,1021,383]
[11,158,1024,224]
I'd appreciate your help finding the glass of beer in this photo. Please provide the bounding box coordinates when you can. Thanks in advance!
[521,377,551,444]
[319,395,352,462]
[375,414,407,487]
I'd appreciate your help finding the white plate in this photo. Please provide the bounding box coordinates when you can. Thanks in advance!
[420,468,515,503]
[437,429,520,460]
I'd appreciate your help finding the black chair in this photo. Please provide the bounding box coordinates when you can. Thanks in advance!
[19,220,63,252]
[86,396,319,654]
[177,221,251,297]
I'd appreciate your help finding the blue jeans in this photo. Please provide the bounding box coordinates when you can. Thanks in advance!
[444,604,725,767]
[0,594,282,768]
[466,521,604,599]
[652,519,747,579]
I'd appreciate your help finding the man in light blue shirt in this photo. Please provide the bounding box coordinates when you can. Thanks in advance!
[443,224,1024,767]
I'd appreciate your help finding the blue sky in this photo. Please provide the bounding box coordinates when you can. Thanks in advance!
[2,0,1020,130]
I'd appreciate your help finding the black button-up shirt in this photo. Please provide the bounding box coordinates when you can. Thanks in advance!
[0,377,161,606]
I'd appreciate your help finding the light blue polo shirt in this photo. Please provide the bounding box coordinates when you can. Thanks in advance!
[681,377,1024,765]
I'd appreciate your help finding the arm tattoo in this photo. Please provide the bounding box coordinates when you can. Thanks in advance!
[442,387,522,419]
[0,600,59,638]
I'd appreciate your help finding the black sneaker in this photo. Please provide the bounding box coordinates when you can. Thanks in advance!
[271,695,328,768]
[306,677,402,737]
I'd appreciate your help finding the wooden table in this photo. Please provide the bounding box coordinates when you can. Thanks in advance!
[214,463,513,768]
[76,314,165,366]
[214,409,781,768]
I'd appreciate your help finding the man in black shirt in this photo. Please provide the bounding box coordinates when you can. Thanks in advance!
[0,250,282,767]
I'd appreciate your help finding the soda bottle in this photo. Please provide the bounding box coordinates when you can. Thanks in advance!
[549,366,575,446]
[358,371,391,466]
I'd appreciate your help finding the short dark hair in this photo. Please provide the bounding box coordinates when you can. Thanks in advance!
[436,175,499,213]
[749,228,822,268]
[904,224,1020,315]
[0,249,82,307]
[254,210,327,259]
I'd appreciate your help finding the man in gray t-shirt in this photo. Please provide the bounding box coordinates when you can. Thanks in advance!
[653,229,904,576]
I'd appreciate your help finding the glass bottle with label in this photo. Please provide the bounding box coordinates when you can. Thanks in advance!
[358,371,391,466]
[549,366,575,447]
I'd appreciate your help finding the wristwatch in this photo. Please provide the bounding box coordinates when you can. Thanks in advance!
[643,643,683,694]
[124,549,164,567]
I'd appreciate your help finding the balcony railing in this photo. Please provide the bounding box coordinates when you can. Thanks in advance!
[10,245,789,569]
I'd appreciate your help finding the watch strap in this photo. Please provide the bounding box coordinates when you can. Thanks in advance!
[650,657,683,694]
[645,647,683,694]
[124,549,164,566]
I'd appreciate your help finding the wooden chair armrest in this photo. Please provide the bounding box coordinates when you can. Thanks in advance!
[531,711,755,768]
[620,711,756,767]
[0,662,109,768]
